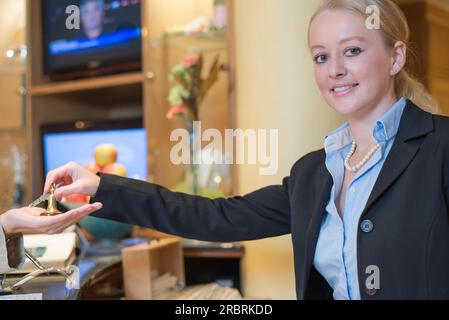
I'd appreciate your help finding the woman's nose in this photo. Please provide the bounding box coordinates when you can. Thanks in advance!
[328,57,347,79]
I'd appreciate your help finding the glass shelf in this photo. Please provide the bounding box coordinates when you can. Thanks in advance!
[152,30,227,54]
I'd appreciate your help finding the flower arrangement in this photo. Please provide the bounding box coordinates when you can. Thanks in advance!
[167,52,223,130]
[166,52,224,195]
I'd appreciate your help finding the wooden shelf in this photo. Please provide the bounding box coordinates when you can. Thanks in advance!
[25,0,236,201]
[29,72,144,96]
[161,33,227,54]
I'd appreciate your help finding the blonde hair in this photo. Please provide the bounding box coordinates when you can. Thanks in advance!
[309,0,439,113]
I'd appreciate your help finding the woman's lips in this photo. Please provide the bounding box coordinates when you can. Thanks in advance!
[331,83,359,96]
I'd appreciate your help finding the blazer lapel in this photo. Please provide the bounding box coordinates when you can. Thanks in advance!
[300,165,332,299]
[361,100,434,218]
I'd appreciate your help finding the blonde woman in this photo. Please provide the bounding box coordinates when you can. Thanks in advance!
[44,0,449,300]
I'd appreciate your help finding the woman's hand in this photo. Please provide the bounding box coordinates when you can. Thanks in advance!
[0,202,103,239]
[44,162,101,200]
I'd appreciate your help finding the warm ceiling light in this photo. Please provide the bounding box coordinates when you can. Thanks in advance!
[5,49,15,59]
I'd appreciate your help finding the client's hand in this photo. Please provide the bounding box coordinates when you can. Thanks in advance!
[0,202,103,239]
[44,162,101,200]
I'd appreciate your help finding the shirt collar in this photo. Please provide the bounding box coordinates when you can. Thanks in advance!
[324,97,407,154]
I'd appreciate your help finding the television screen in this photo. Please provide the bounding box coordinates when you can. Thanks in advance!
[42,0,142,76]
[41,119,147,182]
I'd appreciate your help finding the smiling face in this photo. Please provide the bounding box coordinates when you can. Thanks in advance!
[81,1,104,38]
[309,9,400,118]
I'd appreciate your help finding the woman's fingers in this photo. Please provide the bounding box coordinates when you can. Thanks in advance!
[54,202,103,223]
[51,203,103,233]
[1,202,103,236]
[44,162,100,200]
[44,162,77,194]
[54,181,84,201]
[32,202,103,233]
[65,202,103,220]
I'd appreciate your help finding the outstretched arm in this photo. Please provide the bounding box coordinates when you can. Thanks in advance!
[44,162,292,242]
[0,203,102,273]
[91,173,291,242]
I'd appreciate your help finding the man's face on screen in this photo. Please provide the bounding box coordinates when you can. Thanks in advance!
[309,9,395,118]
[81,1,104,39]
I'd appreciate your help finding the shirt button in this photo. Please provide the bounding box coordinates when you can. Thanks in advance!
[350,186,356,193]
[365,287,378,296]
[360,219,374,233]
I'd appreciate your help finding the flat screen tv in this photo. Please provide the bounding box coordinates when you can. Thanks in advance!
[41,118,147,183]
[42,0,142,80]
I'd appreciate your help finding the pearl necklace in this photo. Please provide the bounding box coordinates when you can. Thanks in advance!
[344,140,380,173]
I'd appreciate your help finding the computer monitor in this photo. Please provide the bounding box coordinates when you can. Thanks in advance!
[41,118,147,182]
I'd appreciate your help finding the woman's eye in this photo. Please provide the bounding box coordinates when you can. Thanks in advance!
[314,54,328,64]
[344,47,363,57]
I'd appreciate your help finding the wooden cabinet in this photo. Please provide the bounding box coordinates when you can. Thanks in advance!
[399,0,449,115]
[0,66,25,130]
[25,0,236,202]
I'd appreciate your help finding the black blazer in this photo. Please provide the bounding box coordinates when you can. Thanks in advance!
[92,100,449,300]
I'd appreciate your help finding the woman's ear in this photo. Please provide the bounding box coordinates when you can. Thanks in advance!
[390,41,407,76]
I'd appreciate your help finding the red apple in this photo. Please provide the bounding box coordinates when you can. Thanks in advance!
[63,193,88,204]
[94,144,117,167]
[102,163,127,177]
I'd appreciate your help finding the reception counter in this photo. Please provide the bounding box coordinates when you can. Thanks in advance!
[1,243,244,300]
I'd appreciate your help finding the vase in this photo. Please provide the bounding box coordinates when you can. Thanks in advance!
[187,128,200,195]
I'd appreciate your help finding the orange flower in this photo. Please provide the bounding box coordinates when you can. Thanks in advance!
[166,104,188,120]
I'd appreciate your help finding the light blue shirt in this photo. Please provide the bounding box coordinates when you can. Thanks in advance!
[313,98,407,300]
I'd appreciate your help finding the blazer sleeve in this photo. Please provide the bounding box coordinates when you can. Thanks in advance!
[91,173,291,242]
[0,225,24,274]
[0,225,9,273]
